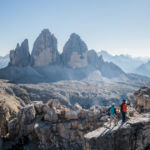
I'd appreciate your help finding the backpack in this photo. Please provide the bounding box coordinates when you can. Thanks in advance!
[122,104,127,112]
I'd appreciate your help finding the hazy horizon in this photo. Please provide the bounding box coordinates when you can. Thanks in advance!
[0,0,150,57]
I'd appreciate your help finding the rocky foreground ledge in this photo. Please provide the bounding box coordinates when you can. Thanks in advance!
[0,86,150,150]
[83,87,150,150]
[0,100,108,150]
[84,114,150,150]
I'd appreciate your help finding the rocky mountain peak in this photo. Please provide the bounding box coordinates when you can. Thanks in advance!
[9,39,30,67]
[64,33,88,54]
[31,29,59,67]
[70,33,81,39]
[21,39,29,50]
[62,33,88,68]
[40,28,50,34]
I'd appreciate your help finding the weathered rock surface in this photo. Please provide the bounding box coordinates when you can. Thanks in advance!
[31,29,60,66]
[134,86,150,113]
[2,100,106,150]
[0,80,28,137]
[0,93,149,150]
[9,39,30,67]
[0,97,21,137]
[0,82,150,150]
[84,115,150,150]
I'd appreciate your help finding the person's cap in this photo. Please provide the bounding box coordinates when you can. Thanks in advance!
[112,103,115,106]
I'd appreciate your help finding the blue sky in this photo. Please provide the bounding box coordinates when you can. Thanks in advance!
[0,0,150,57]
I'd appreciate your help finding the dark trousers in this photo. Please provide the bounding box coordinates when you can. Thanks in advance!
[122,112,126,122]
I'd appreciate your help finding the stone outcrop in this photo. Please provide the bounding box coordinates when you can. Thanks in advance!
[134,86,150,113]
[1,95,150,150]
[0,83,150,150]
[31,29,60,67]
[0,95,22,136]
[9,39,30,67]
[84,115,150,150]
[62,33,88,68]
[2,100,107,150]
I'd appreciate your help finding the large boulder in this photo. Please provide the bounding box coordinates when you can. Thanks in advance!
[18,104,36,124]
[0,96,22,136]
[31,29,60,67]
[64,110,78,120]
[9,39,30,67]
[134,86,150,112]
[62,33,88,68]
[44,110,58,123]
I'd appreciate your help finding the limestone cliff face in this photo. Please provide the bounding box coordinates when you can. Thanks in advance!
[87,50,104,69]
[62,33,88,68]
[31,29,60,67]
[9,39,30,67]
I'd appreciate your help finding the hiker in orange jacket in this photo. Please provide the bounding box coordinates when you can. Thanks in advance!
[120,99,127,123]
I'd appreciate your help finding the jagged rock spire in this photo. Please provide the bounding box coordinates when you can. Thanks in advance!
[9,39,30,67]
[31,29,60,67]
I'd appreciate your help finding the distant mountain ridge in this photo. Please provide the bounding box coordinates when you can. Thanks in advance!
[0,29,127,83]
[0,54,9,69]
[98,50,149,73]
[136,60,150,77]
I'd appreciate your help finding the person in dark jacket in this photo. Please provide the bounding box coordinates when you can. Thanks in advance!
[120,99,127,123]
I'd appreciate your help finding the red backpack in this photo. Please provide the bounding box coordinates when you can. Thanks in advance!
[122,104,127,112]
